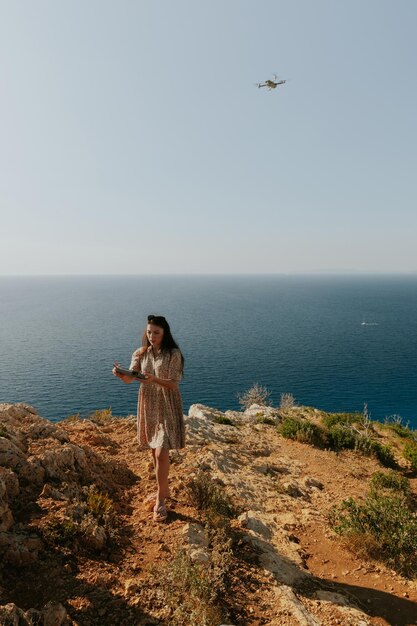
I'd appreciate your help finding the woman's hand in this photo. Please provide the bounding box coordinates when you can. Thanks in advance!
[141,371,155,384]
[112,362,121,377]
[142,372,178,390]
[112,363,134,384]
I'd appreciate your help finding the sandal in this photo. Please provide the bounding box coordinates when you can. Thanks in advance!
[144,491,170,511]
[153,503,168,522]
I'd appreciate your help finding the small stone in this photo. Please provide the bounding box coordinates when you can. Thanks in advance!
[303,476,324,490]
[189,548,209,563]
[282,481,305,498]
[42,602,67,626]
[124,579,141,596]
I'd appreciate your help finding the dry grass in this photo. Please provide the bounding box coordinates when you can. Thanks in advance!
[237,383,272,409]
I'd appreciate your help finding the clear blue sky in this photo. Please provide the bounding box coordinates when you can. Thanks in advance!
[1,0,416,274]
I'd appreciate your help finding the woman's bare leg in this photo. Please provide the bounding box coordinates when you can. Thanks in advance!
[154,447,170,505]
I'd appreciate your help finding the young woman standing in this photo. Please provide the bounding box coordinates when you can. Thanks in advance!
[113,315,185,522]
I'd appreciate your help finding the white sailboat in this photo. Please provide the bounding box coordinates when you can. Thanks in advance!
[361,317,379,326]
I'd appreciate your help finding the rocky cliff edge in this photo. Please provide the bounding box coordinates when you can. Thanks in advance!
[1,402,417,626]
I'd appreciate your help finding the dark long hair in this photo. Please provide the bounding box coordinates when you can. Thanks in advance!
[142,315,184,373]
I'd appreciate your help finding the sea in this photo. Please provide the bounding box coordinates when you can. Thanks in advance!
[1,275,417,427]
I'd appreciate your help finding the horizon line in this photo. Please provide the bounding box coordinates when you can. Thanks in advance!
[1,271,417,278]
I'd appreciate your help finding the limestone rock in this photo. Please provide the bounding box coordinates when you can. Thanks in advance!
[0,505,13,533]
[182,522,210,563]
[0,467,20,500]
[238,511,273,540]
[189,547,210,563]
[27,421,69,443]
[303,476,324,490]
[40,483,68,501]
[244,403,270,416]
[0,437,27,470]
[0,601,68,626]
[282,481,307,498]
[0,531,43,566]
[315,591,370,624]
[0,478,14,532]
[42,601,68,626]
[80,517,107,551]
[182,522,208,548]
[188,404,217,420]
[276,585,321,625]
[0,603,26,625]
[16,458,45,485]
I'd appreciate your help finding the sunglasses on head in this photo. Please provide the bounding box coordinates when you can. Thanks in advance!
[147,315,166,323]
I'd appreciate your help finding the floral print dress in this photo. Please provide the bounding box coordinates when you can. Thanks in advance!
[130,347,185,450]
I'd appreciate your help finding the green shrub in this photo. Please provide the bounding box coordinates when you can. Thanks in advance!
[383,415,416,440]
[84,486,114,522]
[327,425,357,450]
[158,550,226,626]
[0,425,9,438]
[370,471,410,497]
[329,491,417,576]
[403,442,417,472]
[187,473,236,519]
[213,414,234,426]
[43,518,78,546]
[384,422,413,438]
[355,436,396,468]
[280,416,327,447]
[372,442,396,468]
[322,413,360,429]
[255,416,276,426]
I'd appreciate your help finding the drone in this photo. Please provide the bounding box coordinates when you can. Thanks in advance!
[256,74,286,90]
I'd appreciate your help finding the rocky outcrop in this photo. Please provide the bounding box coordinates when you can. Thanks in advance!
[1,401,416,625]
[0,601,68,626]
[183,404,374,625]
[0,403,137,619]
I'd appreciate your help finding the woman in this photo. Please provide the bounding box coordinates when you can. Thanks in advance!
[113,314,185,522]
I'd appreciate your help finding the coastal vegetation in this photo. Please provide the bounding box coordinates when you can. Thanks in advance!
[186,471,237,521]
[234,383,417,578]
[237,382,272,409]
[278,410,396,467]
[279,392,296,409]
[234,382,417,474]
[329,470,417,576]
[151,472,238,625]
[2,401,417,625]
[403,441,417,472]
